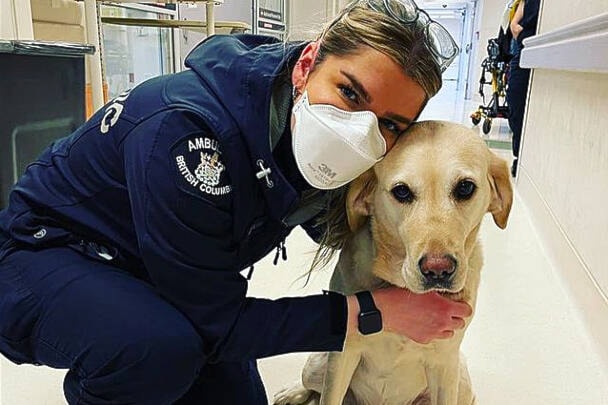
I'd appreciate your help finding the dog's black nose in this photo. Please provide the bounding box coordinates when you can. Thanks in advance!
[419,254,457,285]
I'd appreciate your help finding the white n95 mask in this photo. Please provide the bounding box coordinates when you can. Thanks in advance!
[291,91,387,190]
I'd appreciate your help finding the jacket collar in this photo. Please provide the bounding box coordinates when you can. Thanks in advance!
[240,40,307,222]
[185,35,308,222]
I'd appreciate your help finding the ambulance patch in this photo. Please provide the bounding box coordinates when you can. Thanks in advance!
[171,135,232,199]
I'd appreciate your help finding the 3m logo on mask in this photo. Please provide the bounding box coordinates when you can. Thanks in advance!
[317,163,337,179]
[100,89,131,134]
[171,135,232,200]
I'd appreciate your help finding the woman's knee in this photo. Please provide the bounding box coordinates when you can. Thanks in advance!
[68,327,205,404]
[0,247,206,403]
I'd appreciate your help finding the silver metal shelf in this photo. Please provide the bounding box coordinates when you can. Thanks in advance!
[100,17,250,34]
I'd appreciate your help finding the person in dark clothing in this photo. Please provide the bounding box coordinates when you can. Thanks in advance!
[0,1,472,403]
[506,0,540,177]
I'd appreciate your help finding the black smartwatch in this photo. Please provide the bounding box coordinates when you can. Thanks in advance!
[355,291,383,335]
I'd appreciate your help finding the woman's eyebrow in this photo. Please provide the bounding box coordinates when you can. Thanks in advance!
[340,70,413,126]
[340,70,372,103]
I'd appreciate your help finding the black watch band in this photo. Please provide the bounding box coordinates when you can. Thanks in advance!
[355,291,383,335]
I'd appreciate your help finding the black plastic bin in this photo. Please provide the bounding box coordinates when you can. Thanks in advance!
[0,40,95,208]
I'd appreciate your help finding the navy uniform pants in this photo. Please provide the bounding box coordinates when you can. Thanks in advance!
[0,243,268,404]
[506,44,532,159]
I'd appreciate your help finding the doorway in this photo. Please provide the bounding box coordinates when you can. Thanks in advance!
[424,0,477,100]
[419,1,478,122]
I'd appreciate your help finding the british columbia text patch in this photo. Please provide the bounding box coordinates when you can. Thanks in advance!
[171,134,232,200]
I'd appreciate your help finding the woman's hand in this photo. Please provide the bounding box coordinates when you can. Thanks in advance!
[511,23,524,40]
[346,287,473,344]
[510,0,525,40]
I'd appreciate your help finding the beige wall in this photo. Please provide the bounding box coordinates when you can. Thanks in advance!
[30,0,85,43]
[0,0,15,38]
[519,0,608,364]
[538,0,608,31]
[0,0,34,39]
[523,71,608,292]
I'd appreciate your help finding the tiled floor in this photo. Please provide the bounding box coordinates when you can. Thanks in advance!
[2,85,608,404]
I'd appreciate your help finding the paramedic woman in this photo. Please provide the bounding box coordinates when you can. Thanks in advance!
[0,0,472,403]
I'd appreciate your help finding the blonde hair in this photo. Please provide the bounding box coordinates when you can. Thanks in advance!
[315,1,443,100]
[308,1,443,273]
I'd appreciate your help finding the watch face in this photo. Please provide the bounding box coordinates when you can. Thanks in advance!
[358,311,383,335]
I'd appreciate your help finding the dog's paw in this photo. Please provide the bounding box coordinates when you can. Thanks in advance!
[273,382,315,405]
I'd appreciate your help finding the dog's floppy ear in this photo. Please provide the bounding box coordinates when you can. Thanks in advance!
[346,169,376,232]
[487,153,513,229]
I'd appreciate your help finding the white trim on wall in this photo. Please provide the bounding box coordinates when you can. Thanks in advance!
[520,12,608,74]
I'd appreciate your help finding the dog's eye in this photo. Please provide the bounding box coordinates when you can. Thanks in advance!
[391,184,414,203]
[454,180,476,200]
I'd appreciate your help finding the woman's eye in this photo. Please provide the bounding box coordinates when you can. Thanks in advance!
[453,180,476,201]
[339,85,360,104]
[391,183,414,203]
[379,118,401,135]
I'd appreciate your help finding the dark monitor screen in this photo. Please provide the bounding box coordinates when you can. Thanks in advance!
[0,50,86,209]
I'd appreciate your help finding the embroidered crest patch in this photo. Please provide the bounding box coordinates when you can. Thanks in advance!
[171,135,232,199]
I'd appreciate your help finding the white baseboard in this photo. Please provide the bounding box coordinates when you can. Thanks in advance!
[517,166,608,368]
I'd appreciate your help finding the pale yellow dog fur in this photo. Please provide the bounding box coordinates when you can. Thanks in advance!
[275,121,513,405]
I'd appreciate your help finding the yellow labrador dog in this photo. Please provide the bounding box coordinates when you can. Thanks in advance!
[274,121,513,405]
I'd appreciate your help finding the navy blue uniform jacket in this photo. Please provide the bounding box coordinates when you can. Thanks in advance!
[0,35,347,363]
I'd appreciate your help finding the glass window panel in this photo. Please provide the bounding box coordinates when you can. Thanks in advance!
[101,5,174,99]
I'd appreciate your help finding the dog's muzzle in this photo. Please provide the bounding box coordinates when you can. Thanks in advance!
[418,254,457,290]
